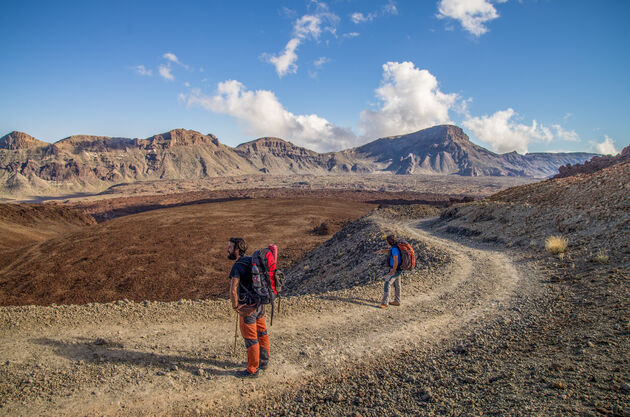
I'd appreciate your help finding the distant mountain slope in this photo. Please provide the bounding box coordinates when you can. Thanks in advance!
[0,129,259,196]
[349,125,596,177]
[0,125,597,197]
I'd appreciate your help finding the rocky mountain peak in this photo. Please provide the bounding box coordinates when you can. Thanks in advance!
[145,129,220,148]
[236,137,318,157]
[0,131,48,150]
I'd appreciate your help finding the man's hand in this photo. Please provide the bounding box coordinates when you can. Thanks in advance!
[235,303,257,317]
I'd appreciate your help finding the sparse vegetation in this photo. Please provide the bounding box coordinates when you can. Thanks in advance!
[545,235,568,255]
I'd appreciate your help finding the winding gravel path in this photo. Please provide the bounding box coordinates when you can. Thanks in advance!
[0,215,535,416]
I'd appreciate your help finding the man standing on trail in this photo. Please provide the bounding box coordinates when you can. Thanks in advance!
[227,237,270,378]
[375,234,402,308]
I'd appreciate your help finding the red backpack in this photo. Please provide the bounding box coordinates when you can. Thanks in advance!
[249,244,284,325]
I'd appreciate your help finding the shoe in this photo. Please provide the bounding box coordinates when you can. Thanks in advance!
[390,301,400,306]
[259,361,269,371]
[378,304,388,309]
[236,369,259,378]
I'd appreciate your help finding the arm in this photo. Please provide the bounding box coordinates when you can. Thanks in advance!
[389,255,398,276]
[229,277,240,309]
[230,276,256,317]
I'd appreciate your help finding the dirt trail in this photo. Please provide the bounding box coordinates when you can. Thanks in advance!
[0,215,534,416]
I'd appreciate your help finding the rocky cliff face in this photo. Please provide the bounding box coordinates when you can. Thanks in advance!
[0,125,598,197]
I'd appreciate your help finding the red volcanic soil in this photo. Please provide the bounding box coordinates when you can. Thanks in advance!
[0,198,376,306]
[68,188,467,222]
[0,203,95,251]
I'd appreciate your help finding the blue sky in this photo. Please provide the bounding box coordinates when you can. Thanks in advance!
[1,0,628,155]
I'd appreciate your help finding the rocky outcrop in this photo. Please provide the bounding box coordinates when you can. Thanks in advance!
[554,145,629,178]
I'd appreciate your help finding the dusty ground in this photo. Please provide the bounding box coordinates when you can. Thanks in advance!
[0,198,375,306]
[0,212,534,416]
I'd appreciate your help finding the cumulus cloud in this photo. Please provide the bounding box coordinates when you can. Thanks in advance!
[343,32,360,38]
[262,3,339,77]
[180,80,357,152]
[552,124,580,142]
[359,61,458,139]
[436,0,506,37]
[133,65,152,76]
[463,108,554,154]
[594,135,618,155]
[158,64,174,81]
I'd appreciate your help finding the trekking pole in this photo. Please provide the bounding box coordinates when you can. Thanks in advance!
[232,312,239,357]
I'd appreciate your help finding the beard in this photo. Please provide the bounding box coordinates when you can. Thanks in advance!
[227,251,237,260]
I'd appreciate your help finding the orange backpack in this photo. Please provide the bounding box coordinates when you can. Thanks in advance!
[396,240,416,270]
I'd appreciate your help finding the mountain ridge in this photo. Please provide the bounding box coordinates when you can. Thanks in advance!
[0,126,598,197]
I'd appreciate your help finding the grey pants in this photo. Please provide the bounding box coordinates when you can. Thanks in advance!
[381,271,402,305]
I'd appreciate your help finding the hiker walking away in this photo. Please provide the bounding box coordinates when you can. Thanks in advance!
[227,237,270,378]
[375,234,402,308]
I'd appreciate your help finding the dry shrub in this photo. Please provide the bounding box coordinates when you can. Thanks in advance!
[545,235,568,255]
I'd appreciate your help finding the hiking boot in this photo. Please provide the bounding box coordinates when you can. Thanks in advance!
[390,301,400,306]
[378,304,388,309]
[236,369,259,378]
[259,361,269,371]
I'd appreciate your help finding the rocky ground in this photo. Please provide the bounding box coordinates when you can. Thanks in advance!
[0,162,627,416]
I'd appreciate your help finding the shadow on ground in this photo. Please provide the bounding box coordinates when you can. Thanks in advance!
[32,337,241,377]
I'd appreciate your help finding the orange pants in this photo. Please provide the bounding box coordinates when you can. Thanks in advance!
[239,304,270,374]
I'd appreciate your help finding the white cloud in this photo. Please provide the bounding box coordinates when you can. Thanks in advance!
[382,0,398,16]
[180,80,357,152]
[351,1,398,24]
[158,64,174,81]
[552,124,580,142]
[133,65,152,76]
[594,135,618,155]
[162,52,188,69]
[359,61,458,139]
[343,32,360,38]
[262,38,301,77]
[184,82,191,87]
[351,12,374,24]
[314,56,330,68]
[463,108,553,154]
[263,4,340,77]
[436,0,506,37]
[295,15,324,39]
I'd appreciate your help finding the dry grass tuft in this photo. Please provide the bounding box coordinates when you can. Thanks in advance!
[545,235,568,255]
[593,250,609,264]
